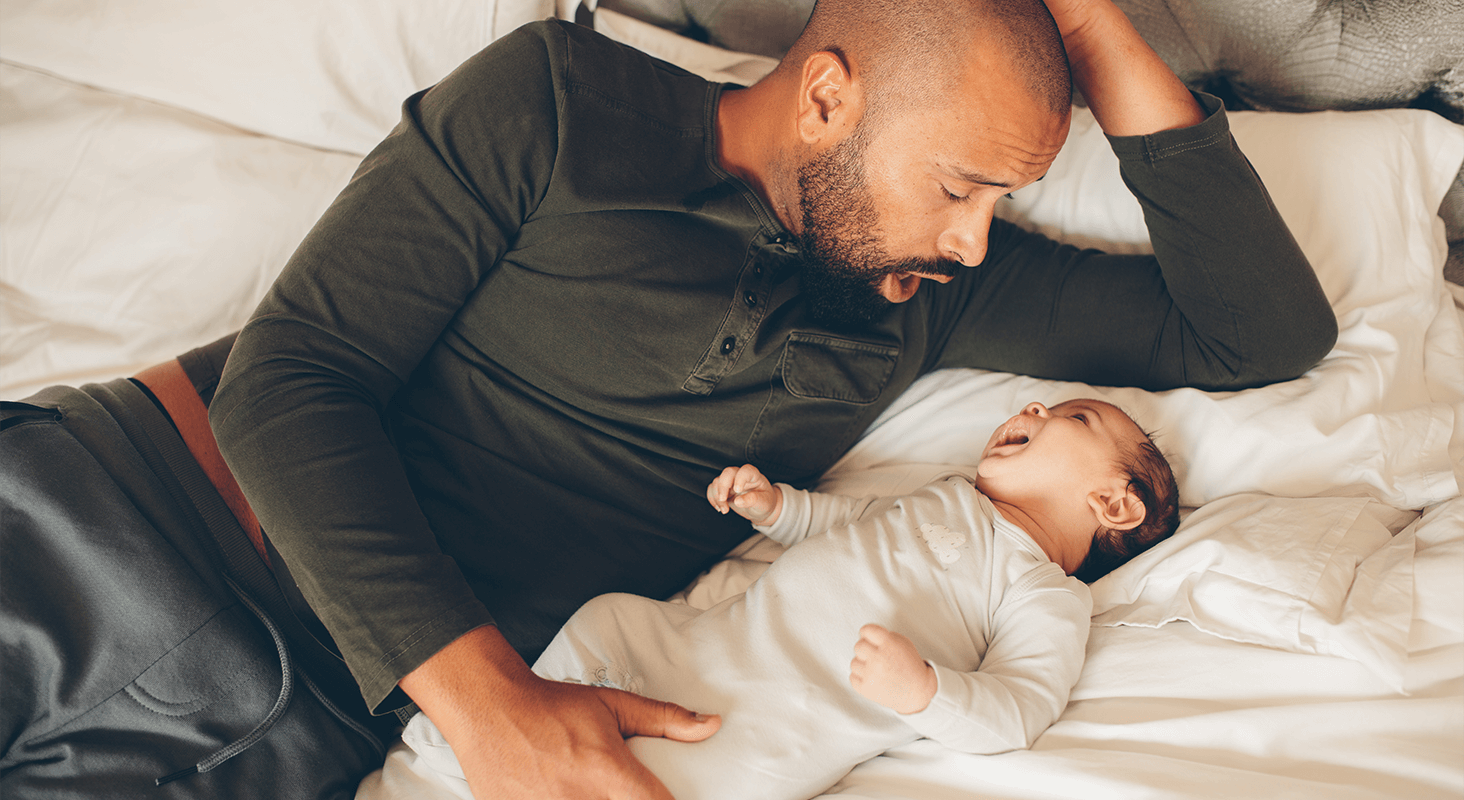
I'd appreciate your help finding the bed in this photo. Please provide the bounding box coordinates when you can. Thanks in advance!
[2,1,1461,798]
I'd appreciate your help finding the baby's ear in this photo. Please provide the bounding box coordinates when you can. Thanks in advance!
[1091,487,1145,532]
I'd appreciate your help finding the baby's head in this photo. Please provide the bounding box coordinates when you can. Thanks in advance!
[975,399,1180,583]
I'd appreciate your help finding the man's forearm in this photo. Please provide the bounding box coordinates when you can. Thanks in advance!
[1046,0,1204,136]
[398,625,528,723]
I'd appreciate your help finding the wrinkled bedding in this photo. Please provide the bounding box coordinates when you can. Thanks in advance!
[2,3,1460,798]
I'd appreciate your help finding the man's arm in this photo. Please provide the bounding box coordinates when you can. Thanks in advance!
[1044,0,1205,136]
[212,24,561,713]
[212,22,716,799]
[928,0,1336,391]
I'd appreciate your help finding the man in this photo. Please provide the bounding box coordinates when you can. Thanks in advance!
[209,0,1335,798]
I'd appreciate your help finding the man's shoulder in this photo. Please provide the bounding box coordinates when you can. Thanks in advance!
[442,19,711,132]
[543,20,713,131]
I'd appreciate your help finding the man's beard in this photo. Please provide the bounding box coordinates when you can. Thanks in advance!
[795,132,961,331]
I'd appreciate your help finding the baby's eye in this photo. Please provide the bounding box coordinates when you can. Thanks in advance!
[1074,413,1089,424]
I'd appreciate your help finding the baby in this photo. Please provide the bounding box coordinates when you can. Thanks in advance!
[405,399,1179,800]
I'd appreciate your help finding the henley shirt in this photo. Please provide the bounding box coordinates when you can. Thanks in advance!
[211,20,1335,710]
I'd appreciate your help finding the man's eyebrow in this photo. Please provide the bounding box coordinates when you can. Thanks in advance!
[946,167,1016,189]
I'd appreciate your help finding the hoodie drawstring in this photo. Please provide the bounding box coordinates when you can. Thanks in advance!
[156,576,294,786]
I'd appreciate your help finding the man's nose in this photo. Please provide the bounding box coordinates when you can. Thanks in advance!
[938,210,992,267]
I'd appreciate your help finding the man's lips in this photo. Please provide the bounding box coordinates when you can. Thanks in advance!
[909,271,955,284]
[878,272,955,303]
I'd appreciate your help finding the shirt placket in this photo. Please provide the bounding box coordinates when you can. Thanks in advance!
[682,233,796,395]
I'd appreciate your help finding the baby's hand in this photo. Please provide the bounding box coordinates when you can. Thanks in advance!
[849,624,937,715]
[706,464,783,526]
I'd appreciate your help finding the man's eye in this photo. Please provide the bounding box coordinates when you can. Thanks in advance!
[943,187,969,203]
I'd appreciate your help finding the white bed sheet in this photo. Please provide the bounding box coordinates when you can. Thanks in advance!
[824,499,1464,800]
[1,4,1460,799]
[363,499,1463,800]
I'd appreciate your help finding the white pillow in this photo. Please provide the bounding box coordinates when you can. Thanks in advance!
[0,64,361,397]
[0,0,555,156]
[828,106,1464,510]
[1088,494,1419,691]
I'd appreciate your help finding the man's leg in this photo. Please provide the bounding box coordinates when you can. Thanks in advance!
[0,380,384,799]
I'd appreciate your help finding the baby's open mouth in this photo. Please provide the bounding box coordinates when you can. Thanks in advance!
[996,429,1029,448]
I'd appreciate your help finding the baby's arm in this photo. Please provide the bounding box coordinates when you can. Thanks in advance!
[707,465,905,547]
[849,624,938,715]
[896,579,1091,754]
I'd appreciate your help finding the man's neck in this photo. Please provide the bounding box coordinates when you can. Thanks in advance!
[715,82,800,233]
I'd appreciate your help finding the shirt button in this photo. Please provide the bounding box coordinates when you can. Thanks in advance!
[721,336,736,354]
[744,292,758,308]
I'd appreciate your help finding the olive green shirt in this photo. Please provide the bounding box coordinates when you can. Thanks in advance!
[212,20,1334,711]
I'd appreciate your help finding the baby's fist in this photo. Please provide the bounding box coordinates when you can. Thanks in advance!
[706,464,783,525]
[849,624,936,715]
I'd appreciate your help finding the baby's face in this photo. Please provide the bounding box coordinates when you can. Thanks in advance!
[975,399,1143,510]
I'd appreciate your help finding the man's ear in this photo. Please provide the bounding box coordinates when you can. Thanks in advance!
[795,51,863,145]
[1090,487,1145,532]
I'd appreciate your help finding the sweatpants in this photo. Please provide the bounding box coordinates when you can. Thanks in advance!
[1,376,389,798]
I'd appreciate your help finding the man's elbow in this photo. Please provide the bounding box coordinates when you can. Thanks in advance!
[1261,299,1338,383]
[1226,300,1339,390]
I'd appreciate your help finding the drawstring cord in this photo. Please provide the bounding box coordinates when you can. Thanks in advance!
[156,576,294,786]
[297,668,387,761]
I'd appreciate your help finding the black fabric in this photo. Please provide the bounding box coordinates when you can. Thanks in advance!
[0,380,387,798]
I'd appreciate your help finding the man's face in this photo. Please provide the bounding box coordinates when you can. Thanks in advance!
[795,129,960,329]
[793,54,1069,330]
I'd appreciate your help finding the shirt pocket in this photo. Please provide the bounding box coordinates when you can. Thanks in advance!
[747,332,900,480]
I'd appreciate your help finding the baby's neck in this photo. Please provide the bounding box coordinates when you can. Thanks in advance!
[987,497,1088,575]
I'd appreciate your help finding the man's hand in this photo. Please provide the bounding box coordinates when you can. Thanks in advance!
[849,623,937,715]
[400,626,721,799]
[706,464,784,526]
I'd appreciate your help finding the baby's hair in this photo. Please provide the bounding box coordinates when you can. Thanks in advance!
[1073,431,1181,584]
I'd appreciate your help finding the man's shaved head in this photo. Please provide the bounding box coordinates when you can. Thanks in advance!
[778,0,1072,124]
[744,0,1074,329]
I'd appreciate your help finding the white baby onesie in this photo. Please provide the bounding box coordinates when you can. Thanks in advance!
[406,475,1091,800]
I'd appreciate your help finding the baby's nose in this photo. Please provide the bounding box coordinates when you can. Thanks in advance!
[1022,402,1050,418]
